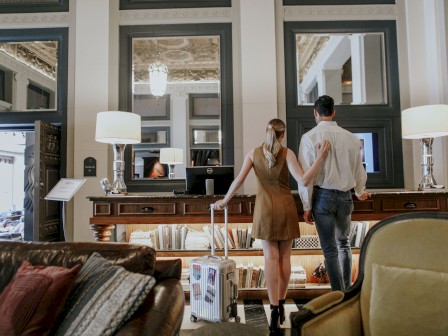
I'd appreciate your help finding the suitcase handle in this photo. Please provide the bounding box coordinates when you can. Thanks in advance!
[210,204,228,259]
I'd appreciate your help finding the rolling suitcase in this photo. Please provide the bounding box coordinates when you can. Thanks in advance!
[189,204,240,323]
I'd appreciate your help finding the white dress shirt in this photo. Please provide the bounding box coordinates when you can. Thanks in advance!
[298,121,367,211]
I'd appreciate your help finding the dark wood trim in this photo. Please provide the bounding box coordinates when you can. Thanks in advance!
[0,27,68,183]
[189,93,220,119]
[283,0,395,5]
[0,0,68,13]
[119,23,234,192]
[120,0,231,10]
[284,20,403,189]
[0,28,68,128]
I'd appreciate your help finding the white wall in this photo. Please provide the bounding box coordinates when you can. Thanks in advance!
[72,0,116,242]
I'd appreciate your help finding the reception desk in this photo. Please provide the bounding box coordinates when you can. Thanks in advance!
[87,190,448,241]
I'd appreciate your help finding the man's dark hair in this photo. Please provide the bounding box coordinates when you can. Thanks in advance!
[314,95,334,117]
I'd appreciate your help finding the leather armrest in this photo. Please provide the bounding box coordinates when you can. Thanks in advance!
[115,278,185,336]
[154,258,182,280]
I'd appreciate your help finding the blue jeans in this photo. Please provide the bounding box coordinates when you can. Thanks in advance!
[312,187,354,291]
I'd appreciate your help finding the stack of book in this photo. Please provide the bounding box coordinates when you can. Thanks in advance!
[235,263,266,289]
[181,268,190,291]
[202,225,254,250]
[129,225,189,250]
[349,221,370,247]
[289,266,307,288]
[184,230,209,250]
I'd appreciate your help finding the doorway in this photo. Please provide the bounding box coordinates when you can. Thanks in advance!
[0,131,30,240]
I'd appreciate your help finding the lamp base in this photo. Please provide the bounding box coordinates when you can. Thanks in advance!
[167,164,175,179]
[418,138,437,190]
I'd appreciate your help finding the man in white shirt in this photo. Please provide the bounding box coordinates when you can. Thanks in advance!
[298,95,370,291]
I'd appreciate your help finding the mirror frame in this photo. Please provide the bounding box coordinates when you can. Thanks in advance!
[0,0,69,13]
[119,23,234,192]
[284,20,404,189]
[0,28,68,129]
[120,0,231,10]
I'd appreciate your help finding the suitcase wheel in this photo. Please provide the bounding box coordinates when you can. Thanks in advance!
[190,315,198,323]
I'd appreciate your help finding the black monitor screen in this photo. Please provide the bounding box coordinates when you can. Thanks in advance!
[186,166,234,195]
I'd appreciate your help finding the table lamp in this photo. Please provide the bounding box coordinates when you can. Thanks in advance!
[95,111,141,194]
[401,104,448,190]
[160,148,183,179]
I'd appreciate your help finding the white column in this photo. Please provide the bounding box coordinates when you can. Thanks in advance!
[72,0,116,241]
[402,0,448,189]
[350,34,366,105]
[171,93,188,178]
[237,0,278,193]
[320,69,343,105]
[12,73,29,111]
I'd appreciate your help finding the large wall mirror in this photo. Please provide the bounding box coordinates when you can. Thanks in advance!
[0,28,68,127]
[285,21,404,189]
[296,32,387,105]
[120,23,233,192]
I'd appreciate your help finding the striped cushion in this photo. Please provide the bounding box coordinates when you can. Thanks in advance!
[54,252,156,336]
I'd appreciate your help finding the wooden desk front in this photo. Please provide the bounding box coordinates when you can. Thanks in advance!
[88,190,448,241]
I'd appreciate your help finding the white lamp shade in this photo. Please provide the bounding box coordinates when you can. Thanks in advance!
[159,148,183,164]
[95,111,141,144]
[402,104,448,139]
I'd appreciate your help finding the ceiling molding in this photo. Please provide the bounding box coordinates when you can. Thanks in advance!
[119,8,232,25]
[0,12,68,28]
[283,5,397,21]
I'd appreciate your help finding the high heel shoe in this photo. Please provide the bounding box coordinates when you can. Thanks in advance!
[269,305,280,334]
[279,299,286,325]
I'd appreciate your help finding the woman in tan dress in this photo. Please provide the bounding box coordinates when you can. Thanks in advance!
[214,118,329,333]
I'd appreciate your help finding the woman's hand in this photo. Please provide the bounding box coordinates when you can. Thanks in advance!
[214,199,227,210]
[316,140,331,161]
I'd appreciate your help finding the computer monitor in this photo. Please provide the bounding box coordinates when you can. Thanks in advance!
[186,166,234,195]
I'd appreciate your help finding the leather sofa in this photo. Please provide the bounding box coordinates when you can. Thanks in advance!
[0,241,185,336]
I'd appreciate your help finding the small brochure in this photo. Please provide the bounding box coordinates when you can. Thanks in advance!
[45,178,86,202]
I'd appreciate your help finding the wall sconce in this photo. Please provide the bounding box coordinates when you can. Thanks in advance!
[95,111,141,194]
[159,148,183,179]
[401,104,448,190]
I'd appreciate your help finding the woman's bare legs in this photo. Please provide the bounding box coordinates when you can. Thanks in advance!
[261,240,293,304]
[262,240,280,306]
[278,240,292,300]
[278,240,292,323]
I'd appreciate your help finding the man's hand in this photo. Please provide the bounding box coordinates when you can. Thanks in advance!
[303,210,314,224]
[357,191,371,201]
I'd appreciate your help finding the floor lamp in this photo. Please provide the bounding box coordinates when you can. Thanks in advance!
[95,111,141,194]
[401,104,448,190]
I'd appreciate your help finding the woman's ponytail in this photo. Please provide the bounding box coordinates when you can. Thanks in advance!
[262,119,285,168]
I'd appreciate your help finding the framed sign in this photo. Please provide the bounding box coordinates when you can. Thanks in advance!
[45,178,86,202]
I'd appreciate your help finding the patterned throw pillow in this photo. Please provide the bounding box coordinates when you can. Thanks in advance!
[54,252,156,336]
[0,260,81,336]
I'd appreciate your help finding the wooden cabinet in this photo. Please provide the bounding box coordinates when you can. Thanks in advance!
[88,190,448,299]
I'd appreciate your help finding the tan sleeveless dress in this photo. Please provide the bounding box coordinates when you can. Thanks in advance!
[251,146,301,241]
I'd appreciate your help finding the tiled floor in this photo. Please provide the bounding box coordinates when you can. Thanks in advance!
[180,299,305,336]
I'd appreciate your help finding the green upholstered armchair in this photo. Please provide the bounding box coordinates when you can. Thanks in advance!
[290,212,448,336]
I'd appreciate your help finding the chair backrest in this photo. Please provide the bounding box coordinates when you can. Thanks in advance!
[357,212,448,336]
